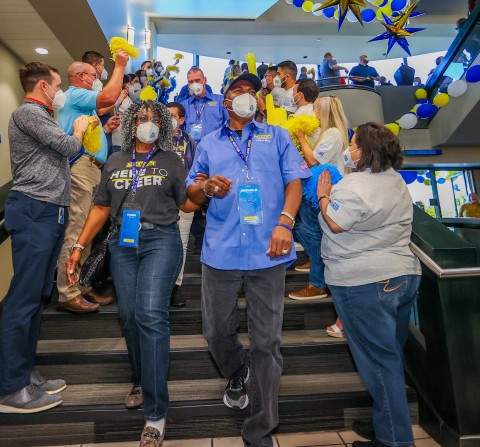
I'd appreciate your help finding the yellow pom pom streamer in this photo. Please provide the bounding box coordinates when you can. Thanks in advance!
[109,36,140,61]
[158,78,172,89]
[281,115,320,156]
[307,68,315,75]
[166,65,179,73]
[139,86,158,101]
[83,116,102,154]
[174,53,184,60]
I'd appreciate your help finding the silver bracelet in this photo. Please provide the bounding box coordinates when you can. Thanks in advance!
[280,211,295,226]
[203,180,213,198]
[71,243,85,252]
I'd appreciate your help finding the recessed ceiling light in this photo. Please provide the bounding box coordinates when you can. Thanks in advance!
[303,56,308,59]
[316,38,321,42]
[226,51,231,54]
[35,48,48,55]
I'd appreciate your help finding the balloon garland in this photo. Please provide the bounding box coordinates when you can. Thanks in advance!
[383,64,480,135]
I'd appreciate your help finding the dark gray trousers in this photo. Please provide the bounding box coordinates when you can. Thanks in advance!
[201,264,286,447]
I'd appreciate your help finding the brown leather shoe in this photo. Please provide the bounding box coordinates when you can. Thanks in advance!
[84,289,114,306]
[140,425,164,446]
[288,284,329,300]
[125,386,143,409]
[294,260,312,272]
[57,295,100,313]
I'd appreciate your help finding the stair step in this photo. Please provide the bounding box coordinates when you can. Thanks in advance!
[35,330,356,383]
[0,374,418,447]
[39,297,338,339]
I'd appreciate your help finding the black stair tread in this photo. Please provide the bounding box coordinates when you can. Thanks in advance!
[60,373,364,406]
[41,296,334,316]
[36,329,345,355]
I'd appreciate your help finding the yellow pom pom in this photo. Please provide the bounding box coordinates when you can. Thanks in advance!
[415,88,427,100]
[281,115,320,156]
[158,78,172,89]
[165,65,179,73]
[385,123,400,135]
[109,36,140,60]
[139,86,158,101]
[83,117,102,154]
[174,53,184,60]
[307,68,315,75]
[433,93,450,107]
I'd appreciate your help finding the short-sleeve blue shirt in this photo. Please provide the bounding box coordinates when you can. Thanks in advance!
[349,64,379,89]
[181,91,229,141]
[186,120,311,270]
[58,87,108,163]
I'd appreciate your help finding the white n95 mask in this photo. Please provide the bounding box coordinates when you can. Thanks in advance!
[92,79,103,91]
[188,83,204,96]
[226,93,257,118]
[136,122,159,144]
[100,69,108,81]
[343,147,359,169]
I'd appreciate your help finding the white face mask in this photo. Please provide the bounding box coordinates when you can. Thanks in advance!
[100,68,108,81]
[146,68,155,77]
[261,78,268,89]
[140,76,147,84]
[133,82,142,91]
[226,93,257,118]
[293,92,301,104]
[136,122,159,144]
[128,85,135,95]
[171,117,178,130]
[45,83,66,108]
[92,79,103,91]
[273,76,283,88]
[188,82,204,97]
[343,147,360,169]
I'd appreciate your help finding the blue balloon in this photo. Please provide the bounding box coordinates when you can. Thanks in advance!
[361,8,376,23]
[347,128,355,141]
[437,178,446,184]
[416,176,425,184]
[417,103,436,119]
[293,0,304,7]
[466,65,480,83]
[418,98,428,104]
[425,171,431,179]
[391,11,400,18]
[399,170,418,185]
[378,0,389,6]
[391,0,408,11]
[323,6,335,18]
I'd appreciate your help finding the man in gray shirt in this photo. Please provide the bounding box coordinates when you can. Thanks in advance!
[0,62,88,414]
[320,52,349,87]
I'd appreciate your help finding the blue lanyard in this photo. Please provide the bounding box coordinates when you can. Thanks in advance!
[193,100,206,121]
[131,146,156,201]
[224,127,255,175]
[173,131,182,152]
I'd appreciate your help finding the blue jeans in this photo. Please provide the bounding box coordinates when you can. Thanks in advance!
[109,224,182,421]
[293,198,325,288]
[0,191,67,396]
[329,275,421,447]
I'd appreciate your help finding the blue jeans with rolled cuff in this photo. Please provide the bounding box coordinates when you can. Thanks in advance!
[329,274,421,447]
[109,223,182,421]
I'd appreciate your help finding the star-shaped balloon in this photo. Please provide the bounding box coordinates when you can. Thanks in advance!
[368,2,425,56]
[313,0,366,30]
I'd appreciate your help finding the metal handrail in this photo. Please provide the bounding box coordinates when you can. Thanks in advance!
[410,242,480,278]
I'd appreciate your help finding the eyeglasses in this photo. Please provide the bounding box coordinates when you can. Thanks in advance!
[137,115,161,124]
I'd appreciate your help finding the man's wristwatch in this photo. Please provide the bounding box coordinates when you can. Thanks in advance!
[71,243,85,253]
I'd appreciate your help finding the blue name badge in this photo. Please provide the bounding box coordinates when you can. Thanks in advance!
[238,181,263,225]
[119,210,141,247]
[190,123,203,142]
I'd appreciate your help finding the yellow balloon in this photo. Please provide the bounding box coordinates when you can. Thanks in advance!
[385,123,400,135]
[380,5,393,17]
[415,88,427,99]
[376,8,384,20]
[139,86,158,101]
[302,0,314,12]
[373,0,384,5]
[433,93,450,107]
[334,9,339,19]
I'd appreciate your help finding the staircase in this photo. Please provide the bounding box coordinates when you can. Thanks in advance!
[0,251,418,447]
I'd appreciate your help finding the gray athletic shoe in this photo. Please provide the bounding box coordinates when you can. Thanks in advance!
[223,366,250,410]
[30,369,66,394]
[0,384,63,413]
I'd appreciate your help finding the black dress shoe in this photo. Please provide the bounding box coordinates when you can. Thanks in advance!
[170,286,186,308]
[352,420,376,441]
[352,441,388,447]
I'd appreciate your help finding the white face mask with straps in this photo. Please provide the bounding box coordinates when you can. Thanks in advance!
[343,147,360,169]
[44,83,66,108]
[225,93,257,118]
[136,122,159,144]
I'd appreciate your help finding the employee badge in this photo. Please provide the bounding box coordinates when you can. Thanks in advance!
[119,209,141,247]
[238,178,263,225]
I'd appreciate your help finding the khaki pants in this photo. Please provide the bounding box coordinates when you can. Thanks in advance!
[57,156,102,302]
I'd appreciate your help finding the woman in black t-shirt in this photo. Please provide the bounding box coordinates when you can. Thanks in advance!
[66,100,198,447]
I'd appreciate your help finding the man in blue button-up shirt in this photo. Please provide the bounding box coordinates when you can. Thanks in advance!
[181,67,229,142]
[187,73,310,447]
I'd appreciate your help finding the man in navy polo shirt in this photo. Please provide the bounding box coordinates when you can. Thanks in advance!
[349,55,380,89]
[187,73,311,447]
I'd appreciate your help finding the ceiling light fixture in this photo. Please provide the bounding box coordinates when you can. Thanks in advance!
[144,29,151,49]
[127,25,135,46]
[35,48,48,55]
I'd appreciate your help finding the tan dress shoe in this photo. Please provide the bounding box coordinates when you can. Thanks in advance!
[84,289,114,306]
[57,295,100,313]
[125,386,143,409]
[140,425,164,447]
[288,284,329,300]
[294,260,312,272]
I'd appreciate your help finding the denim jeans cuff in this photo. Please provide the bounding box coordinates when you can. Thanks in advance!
[376,437,414,447]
